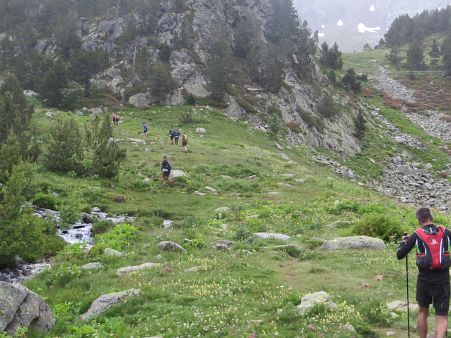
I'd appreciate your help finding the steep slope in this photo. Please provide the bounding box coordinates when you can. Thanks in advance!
[0,0,361,155]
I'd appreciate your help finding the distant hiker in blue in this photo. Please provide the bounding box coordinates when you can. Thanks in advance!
[143,122,148,140]
[174,128,180,145]
[169,128,175,144]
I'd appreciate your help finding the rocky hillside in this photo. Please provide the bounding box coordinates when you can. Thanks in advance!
[0,0,361,156]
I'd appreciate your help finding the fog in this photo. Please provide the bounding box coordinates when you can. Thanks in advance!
[294,0,450,51]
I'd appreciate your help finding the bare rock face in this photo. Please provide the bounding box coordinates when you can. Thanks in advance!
[0,282,55,335]
[80,289,141,321]
[129,93,151,108]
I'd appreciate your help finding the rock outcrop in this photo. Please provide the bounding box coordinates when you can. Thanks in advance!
[0,282,55,335]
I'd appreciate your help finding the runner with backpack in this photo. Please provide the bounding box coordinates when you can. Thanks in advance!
[161,156,171,183]
[397,207,451,338]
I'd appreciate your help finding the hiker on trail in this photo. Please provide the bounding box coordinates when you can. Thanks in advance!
[143,122,148,140]
[169,128,175,145]
[174,128,180,145]
[397,207,451,338]
[112,113,119,126]
[181,132,188,153]
[161,156,171,183]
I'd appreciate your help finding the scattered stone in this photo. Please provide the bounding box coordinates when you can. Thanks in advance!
[126,138,145,145]
[0,282,55,335]
[369,155,451,211]
[343,323,356,332]
[387,300,417,313]
[295,178,306,183]
[204,186,217,193]
[163,220,174,229]
[254,233,292,241]
[321,236,385,251]
[267,192,281,196]
[282,173,294,178]
[81,213,93,224]
[104,248,124,257]
[80,289,141,321]
[215,207,231,213]
[45,111,55,118]
[184,266,202,273]
[196,128,206,135]
[278,183,295,189]
[220,175,232,180]
[372,67,416,103]
[297,291,337,315]
[246,175,258,180]
[212,240,234,250]
[194,191,207,196]
[386,331,396,336]
[158,241,186,253]
[81,262,103,270]
[314,156,358,179]
[274,143,284,151]
[404,110,451,142]
[116,263,160,276]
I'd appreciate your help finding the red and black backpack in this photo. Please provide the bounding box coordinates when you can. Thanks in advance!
[415,225,451,270]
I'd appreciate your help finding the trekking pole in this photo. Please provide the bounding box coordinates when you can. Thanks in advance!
[406,255,411,338]
[404,231,411,338]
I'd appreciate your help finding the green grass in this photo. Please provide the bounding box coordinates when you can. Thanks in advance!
[13,104,451,338]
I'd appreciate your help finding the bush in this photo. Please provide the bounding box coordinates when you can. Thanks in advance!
[317,94,338,119]
[91,220,114,235]
[32,192,58,210]
[341,68,362,93]
[353,213,404,241]
[94,223,139,251]
[180,111,195,124]
[60,204,80,228]
[360,299,394,326]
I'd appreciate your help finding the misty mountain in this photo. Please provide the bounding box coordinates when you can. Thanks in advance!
[294,0,450,51]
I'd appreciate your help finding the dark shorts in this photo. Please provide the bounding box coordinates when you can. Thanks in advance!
[417,279,450,315]
[162,171,170,178]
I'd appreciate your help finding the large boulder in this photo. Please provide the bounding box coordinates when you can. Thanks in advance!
[80,289,141,321]
[0,282,55,334]
[116,263,160,276]
[321,236,386,251]
[297,291,337,315]
[212,240,234,250]
[129,93,151,108]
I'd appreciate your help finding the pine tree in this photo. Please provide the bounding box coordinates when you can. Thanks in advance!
[0,163,46,268]
[407,40,426,71]
[43,117,84,174]
[0,75,33,142]
[0,132,21,183]
[442,34,451,75]
[353,110,367,140]
[386,46,402,67]
[429,39,441,67]
[207,41,232,101]
[86,114,126,178]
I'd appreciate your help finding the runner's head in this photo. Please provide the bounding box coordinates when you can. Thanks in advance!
[416,207,433,226]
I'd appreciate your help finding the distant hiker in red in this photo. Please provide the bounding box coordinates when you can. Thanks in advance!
[397,208,451,338]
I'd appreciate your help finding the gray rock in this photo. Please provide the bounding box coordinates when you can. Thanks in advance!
[0,282,55,334]
[116,263,160,276]
[204,186,217,193]
[80,289,141,321]
[254,233,292,241]
[129,93,151,108]
[212,240,234,250]
[104,248,124,257]
[386,300,417,313]
[169,170,187,179]
[158,241,186,253]
[321,236,385,251]
[81,262,103,270]
[297,291,337,315]
[215,207,231,213]
[196,128,207,135]
[81,213,93,224]
[184,266,202,273]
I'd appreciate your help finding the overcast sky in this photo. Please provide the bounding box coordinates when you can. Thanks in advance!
[293,0,450,51]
